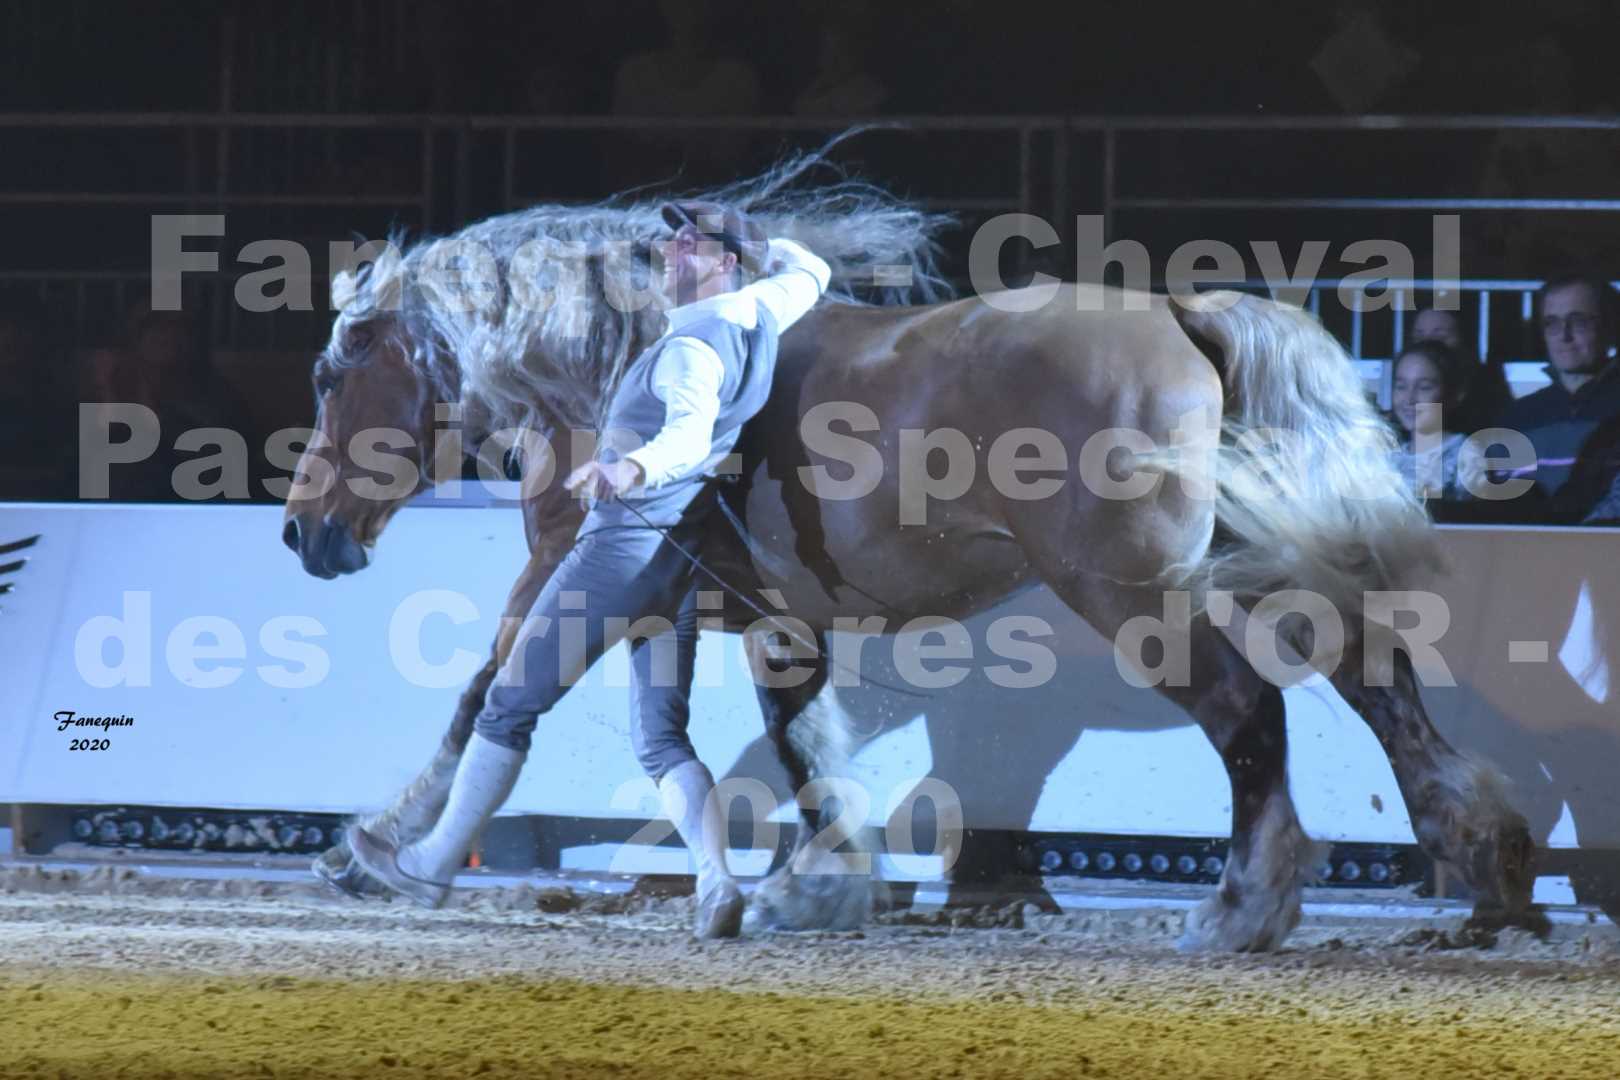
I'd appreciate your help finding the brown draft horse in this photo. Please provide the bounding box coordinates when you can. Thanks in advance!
[281,163,1535,951]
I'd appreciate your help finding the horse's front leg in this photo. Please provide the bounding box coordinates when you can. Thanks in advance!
[740,629,881,932]
[314,502,580,898]
[312,659,498,896]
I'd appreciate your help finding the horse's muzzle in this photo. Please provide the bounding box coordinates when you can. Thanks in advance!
[285,516,369,579]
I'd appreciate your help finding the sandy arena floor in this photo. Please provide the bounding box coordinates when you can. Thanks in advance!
[3,865,1620,1079]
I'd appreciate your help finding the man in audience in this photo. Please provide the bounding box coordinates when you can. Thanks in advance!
[1492,275,1620,510]
[1579,456,1620,523]
[1585,487,1619,524]
[1567,411,1620,524]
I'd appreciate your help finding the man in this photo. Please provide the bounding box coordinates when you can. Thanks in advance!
[1578,420,1620,523]
[348,203,831,938]
[1494,275,1620,507]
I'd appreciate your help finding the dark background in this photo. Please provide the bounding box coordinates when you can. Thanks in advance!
[2,0,1619,502]
[5,0,1617,116]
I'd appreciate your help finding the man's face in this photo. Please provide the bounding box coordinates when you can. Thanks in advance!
[1541,283,1610,377]
[660,225,737,304]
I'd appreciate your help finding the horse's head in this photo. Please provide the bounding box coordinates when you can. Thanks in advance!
[274,154,945,577]
[282,280,458,578]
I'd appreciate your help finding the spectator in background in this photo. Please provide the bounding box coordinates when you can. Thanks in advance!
[1572,414,1620,524]
[1409,302,1514,430]
[1583,479,1620,523]
[606,0,763,189]
[1492,276,1620,510]
[0,302,72,499]
[1410,305,1469,353]
[85,303,256,501]
[124,305,252,436]
[1388,340,1480,502]
[792,12,890,116]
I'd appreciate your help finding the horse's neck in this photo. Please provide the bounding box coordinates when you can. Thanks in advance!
[626,311,664,368]
[459,303,662,442]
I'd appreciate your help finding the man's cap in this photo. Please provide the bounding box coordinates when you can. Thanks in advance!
[661,200,767,276]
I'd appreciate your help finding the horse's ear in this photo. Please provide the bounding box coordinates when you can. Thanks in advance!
[333,245,406,314]
[331,268,361,312]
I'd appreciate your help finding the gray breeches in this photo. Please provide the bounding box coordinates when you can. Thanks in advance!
[473,518,706,781]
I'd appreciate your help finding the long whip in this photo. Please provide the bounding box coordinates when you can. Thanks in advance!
[600,493,931,700]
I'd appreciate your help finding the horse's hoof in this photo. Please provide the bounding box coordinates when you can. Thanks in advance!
[1177,892,1299,953]
[1465,903,1551,939]
[694,879,744,940]
[738,893,780,932]
[310,846,372,901]
[742,870,874,933]
[344,825,450,910]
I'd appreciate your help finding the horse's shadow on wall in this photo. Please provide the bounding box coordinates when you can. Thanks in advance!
[719,586,1195,905]
[720,545,1620,916]
[1414,536,1620,917]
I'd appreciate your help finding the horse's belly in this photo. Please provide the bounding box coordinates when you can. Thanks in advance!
[733,472,1033,628]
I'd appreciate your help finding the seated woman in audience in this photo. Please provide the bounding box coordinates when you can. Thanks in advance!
[1409,302,1514,426]
[1410,305,1470,353]
[1388,339,1482,501]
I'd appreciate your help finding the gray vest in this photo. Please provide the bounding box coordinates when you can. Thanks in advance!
[583,301,780,532]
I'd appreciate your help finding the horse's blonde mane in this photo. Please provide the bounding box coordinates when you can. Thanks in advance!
[327,139,955,437]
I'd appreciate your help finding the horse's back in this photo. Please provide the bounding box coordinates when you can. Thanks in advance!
[778,285,1221,457]
[723,284,1223,626]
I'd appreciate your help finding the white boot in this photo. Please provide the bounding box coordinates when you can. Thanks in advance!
[659,759,743,939]
[348,733,525,908]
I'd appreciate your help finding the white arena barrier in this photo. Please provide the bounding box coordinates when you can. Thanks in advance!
[1,498,1615,852]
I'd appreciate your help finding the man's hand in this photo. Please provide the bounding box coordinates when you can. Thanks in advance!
[564,458,645,505]
[761,246,785,277]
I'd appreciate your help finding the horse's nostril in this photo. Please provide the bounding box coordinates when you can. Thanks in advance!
[283,519,301,552]
[329,520,368,574]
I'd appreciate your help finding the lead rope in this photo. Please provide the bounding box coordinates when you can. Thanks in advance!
[603,494,931,700]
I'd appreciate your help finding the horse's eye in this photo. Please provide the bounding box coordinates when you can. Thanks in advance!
[314,371,340,396]
[346,326,374,352]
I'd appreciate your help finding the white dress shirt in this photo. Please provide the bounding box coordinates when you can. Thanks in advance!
[622,237,831,489]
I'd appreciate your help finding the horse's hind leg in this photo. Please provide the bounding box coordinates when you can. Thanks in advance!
[1329,646,1537,928]
[1045,578,1323,951]
[741,629,879,932]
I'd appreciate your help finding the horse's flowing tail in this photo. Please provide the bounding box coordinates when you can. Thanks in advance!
[1168,291,1442,637]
